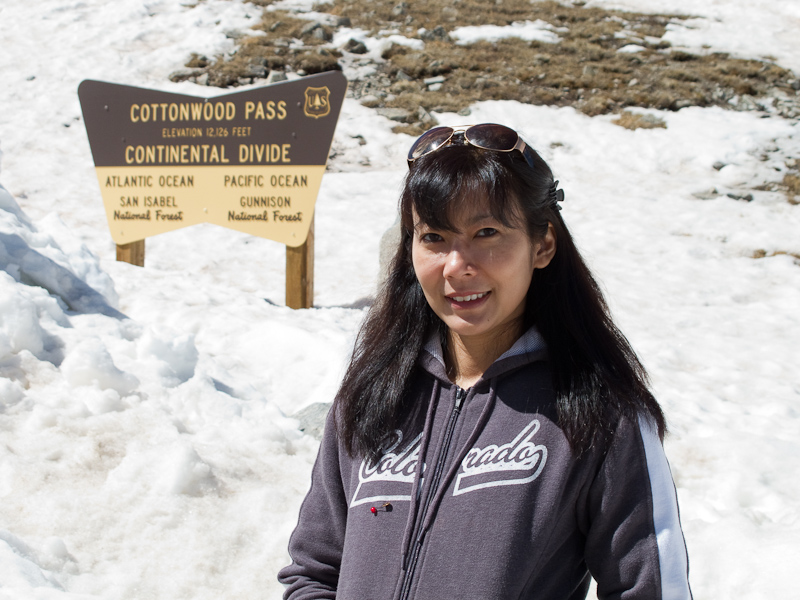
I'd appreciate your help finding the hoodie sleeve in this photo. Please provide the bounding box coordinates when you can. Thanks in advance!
[278,411,348,600]
[584,415,692,600]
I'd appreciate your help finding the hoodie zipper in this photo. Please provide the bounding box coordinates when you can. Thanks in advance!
[399,386,466,600]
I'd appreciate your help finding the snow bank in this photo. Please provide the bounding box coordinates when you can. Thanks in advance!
[0,182,333,599]
[586,0,800,73]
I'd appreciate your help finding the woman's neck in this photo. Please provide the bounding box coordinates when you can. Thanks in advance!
[445,319,523,389]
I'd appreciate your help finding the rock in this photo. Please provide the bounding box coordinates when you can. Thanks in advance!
[267,70,287,84]
[735,95,760,111]
[292,402,332,440]
[378,216,402,288]
[426,59,446,74]
[312,27,332,42]
[712,86,732,102]
[773,98,800,119]
[442,6,458,20]
[185,54,209,68]
[392,2,409,16]
[420,26,450,42]
[726,192,754,202]
[343,38,368,54]
[376,107,411,122]
[245,64,267,79]
[301,21,322,36]
[169,68,198,83]
[360,94,381,108]
[432,25,450,40]
[396,70,413,82]
[390,79,417,93]
[712,161,726,171]
[417,106,435,124]
[424,75,446,86]
[692,188,719,200]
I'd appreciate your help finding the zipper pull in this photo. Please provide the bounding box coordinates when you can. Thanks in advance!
[455,387,466,411]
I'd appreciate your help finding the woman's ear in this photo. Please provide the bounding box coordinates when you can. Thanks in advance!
[533,222,557,269]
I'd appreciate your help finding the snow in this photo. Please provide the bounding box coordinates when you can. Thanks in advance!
[332,27,425,62]
[617,44,647,53]
[450,20,561,45]
[1,0,799,599]
[586,0,800,73]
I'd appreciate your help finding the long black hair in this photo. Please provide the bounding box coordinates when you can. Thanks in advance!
[334,136,665,462]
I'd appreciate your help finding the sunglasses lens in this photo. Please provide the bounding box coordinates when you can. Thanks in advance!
[465,123,518,151]
[408,127,454,161]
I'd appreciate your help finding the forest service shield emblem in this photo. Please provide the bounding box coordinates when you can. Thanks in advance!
[304,86,331,119]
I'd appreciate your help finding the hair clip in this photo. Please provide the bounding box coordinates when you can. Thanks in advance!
[549,180,565,210]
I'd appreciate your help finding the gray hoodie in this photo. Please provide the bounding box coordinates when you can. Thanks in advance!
[279,328,691,600]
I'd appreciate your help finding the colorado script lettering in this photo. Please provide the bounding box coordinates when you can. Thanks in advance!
[349,419,548,507]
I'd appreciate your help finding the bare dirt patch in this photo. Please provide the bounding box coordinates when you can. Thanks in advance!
[780,161,800,205]
[612,111,666,130]
[172,0,799,133]
[751,248,800,265]
[169,0,800,203]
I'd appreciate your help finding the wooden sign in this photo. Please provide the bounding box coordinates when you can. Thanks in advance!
[78,71,346,248]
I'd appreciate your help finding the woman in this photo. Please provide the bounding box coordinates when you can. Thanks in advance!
[279,124,692,599]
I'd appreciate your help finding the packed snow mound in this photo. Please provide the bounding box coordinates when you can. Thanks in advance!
[0,180,337,599]
[0,181,205,414]
[0,184,121,318]
[0,530,94,599]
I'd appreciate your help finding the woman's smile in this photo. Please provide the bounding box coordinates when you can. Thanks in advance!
[446,290,490,307]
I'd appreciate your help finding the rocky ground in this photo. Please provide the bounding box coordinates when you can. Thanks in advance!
[170,0,800,202]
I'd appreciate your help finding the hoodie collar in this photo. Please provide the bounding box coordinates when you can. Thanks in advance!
[420,326,548,385]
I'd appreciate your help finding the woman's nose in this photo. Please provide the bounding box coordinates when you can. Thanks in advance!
[443,244,475,278]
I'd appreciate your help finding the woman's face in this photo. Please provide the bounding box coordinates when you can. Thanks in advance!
[411,198,555,346]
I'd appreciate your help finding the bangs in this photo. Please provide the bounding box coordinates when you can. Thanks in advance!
[401,145,525,234]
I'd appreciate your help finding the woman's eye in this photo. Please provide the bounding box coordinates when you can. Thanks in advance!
[476,227,498,238]
[420,232,444,243]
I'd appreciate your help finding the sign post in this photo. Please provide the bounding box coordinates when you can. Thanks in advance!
[79,72,346,308]
[116,239,145,267]
[286,215,314,309]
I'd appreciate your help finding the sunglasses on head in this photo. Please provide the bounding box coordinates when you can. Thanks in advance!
[407,123,537,169]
